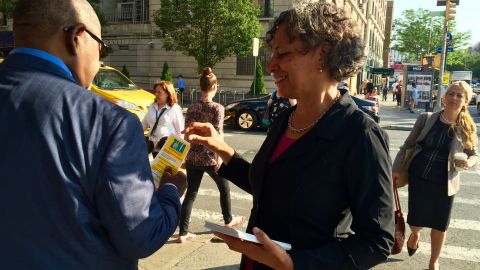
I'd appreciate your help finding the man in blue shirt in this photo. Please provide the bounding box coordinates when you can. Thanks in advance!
[0,0,187,269]
[177,74,186,93]
[410,82,419,113]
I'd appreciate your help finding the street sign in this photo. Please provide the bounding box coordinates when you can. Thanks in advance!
[443,72,450,84]
[446,32,452,42]
[437,46,454,53]
[436,0,459,6]
[430,11,445,16]
[252,38,259,57]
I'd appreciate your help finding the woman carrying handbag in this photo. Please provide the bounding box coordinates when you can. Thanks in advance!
[392,81,478,270]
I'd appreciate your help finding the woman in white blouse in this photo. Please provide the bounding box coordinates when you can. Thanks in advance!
[142,80,184,157]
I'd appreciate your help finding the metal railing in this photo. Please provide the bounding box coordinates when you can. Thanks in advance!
[176,88,264,107]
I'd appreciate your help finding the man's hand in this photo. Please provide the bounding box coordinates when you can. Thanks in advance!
[161,167,187,197]
[213,227,294,270]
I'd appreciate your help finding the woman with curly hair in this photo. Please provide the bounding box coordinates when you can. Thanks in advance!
[184,1,394,269]
[393,81,478,270]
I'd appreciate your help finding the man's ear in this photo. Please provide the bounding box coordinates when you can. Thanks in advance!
[65,23,86,56]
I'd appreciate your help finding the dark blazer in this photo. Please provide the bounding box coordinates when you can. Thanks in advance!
[219,91,394,270]
[393,111,478,196]
[0,53,180,270]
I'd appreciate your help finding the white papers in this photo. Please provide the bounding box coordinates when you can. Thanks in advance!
[204,221,292,250]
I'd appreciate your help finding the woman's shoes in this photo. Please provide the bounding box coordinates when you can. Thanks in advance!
[407,233,420,256]
[176,232,196,243]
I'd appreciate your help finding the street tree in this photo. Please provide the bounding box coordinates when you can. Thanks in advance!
[392,9,470,62]
[153,0,261,73]
[161,62,174,84]
[249,58,266,95]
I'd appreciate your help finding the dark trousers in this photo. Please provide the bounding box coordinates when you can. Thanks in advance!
[179,163,233,236]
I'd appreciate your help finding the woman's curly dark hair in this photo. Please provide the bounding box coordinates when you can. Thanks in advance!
[266,0,365,82]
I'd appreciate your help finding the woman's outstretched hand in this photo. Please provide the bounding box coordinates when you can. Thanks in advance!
[183,122,235,164]
[213,227,294,270]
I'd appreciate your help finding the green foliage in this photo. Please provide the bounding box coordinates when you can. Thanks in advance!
[153,0,261,73]
[161,62,173,83]
[121,65,130,78]
[392,9,471,62]
[87,0,107,26]
[0,0,16,25]
[249,58,266,95]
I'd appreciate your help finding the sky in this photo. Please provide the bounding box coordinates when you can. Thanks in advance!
[393,0,478,47]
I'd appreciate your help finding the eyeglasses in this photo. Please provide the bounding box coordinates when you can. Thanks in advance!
[63,26,109,55]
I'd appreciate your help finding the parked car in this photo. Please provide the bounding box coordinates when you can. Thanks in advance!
[90,65,155,121]
[470,93,477,105]
[476,93,480,115]
[225,92,380,131]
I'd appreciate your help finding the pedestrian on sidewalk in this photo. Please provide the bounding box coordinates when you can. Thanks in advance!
[178,67,243,243]
[392,81,478,270]
[184,2,394,269]
[410,82,419,113]
[381,81,388,101]
[0,0,187,269]
[142,80,184,158]
[396,83,403,107]
[392,80,399,102]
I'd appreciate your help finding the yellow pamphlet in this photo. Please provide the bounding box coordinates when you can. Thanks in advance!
[151,135,190,187]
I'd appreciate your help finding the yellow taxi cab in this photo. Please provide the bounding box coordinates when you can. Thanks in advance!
[90,65,154,121]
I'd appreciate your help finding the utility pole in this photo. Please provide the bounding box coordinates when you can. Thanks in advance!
[435,0,456,112]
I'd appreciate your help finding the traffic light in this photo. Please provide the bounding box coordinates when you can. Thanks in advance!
[422,55,434,67]
[433,54,441,68]
[445,0,456,21]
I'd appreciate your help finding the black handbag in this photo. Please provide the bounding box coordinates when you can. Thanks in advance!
[145,107,167,154]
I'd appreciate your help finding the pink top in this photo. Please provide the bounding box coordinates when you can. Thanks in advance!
[269,133,296,163]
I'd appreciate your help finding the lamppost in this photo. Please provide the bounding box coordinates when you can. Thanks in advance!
[435,0,457,112]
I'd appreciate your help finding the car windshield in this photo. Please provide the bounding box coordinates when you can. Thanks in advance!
[93,69,141,90]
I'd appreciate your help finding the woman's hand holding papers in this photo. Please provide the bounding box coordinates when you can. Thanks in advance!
[183,122,235,165]
[213,227,294,270]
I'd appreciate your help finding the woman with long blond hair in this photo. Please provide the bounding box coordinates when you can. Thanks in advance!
[393,81,478,270]
[142,80,184,157]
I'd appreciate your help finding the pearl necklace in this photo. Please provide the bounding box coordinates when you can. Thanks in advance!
[288,91,341,134]
[440,112,456,125]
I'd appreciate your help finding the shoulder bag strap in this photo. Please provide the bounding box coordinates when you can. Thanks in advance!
[149,107,167,136]
[393,183,402,212]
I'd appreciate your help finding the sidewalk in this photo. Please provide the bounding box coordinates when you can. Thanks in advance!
[377,93,418,131]
[139,231,241,270]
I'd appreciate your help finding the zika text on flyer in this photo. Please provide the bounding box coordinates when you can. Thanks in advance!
[151,135,190,187]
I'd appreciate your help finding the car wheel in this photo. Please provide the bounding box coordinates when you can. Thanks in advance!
[236,110,258,131]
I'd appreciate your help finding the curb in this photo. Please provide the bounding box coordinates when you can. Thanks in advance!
[382,125,414,131]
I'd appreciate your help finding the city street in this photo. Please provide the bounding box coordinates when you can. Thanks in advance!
[140,100,480,270]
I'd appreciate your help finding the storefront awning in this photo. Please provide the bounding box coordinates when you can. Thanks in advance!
[370,67,394,75]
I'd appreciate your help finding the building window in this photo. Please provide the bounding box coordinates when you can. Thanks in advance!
[258,0,273,18]
[109,0,149,23]
[236,45,271,76]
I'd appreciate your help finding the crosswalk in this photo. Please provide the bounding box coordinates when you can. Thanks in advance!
[189,174,480,267]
